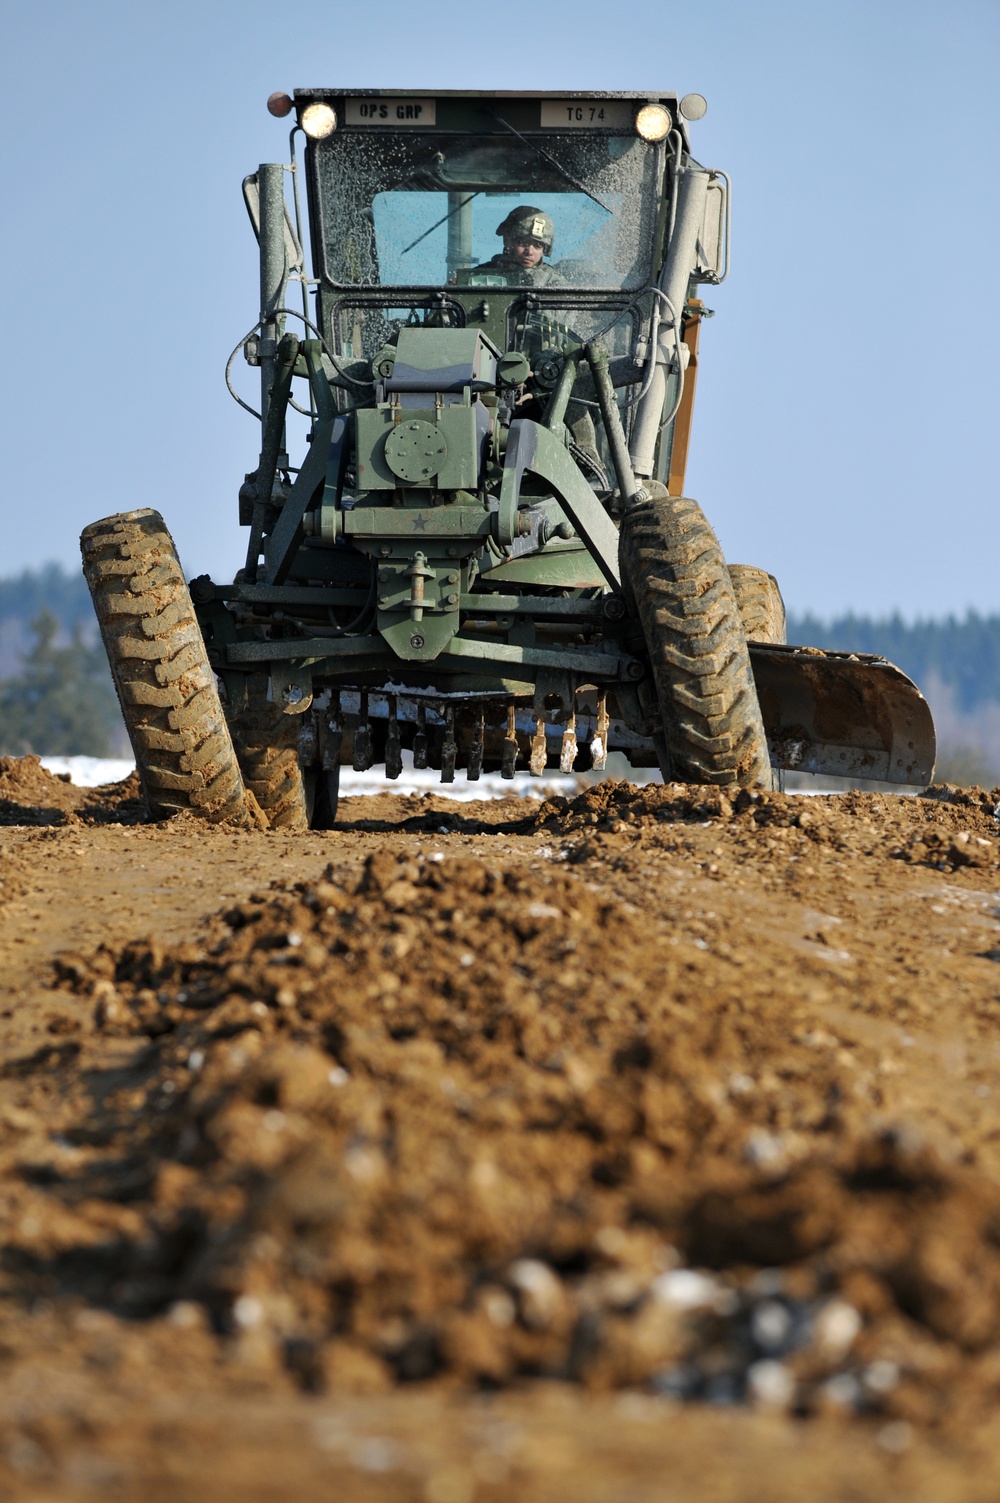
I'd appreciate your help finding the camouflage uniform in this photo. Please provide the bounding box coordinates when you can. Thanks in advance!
[470,206,566,287]
[474,255,566,288]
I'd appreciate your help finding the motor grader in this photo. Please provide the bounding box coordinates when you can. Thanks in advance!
[81,89,935,828]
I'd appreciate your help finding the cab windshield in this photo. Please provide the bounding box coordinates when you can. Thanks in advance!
[311,130,663,292]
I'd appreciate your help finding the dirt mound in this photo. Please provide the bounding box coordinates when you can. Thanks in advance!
[80,769,146,824]
[531,778,1000,874]
[0,754,82,824]
[0,754,144,826]
[2,840,989,1427]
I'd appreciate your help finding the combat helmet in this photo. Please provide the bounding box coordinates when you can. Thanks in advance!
[496,205,554,256]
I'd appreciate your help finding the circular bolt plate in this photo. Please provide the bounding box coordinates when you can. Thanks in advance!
[534,357,562,389]
[384,420,447,483]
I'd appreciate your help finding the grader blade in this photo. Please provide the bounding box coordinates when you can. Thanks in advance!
[749,643,936,785]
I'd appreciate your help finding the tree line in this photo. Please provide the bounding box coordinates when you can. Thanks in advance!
[0,566,124,757]
[786,612,1000,713]
[0,562,95,631]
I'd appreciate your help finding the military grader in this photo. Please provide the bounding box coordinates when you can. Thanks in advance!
[81,89,935,828]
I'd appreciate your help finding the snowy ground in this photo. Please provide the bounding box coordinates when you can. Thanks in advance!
[39,752,654,800]
[35,755,853,799]
[40,757,136,789]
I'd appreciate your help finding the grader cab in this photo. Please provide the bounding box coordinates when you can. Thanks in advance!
[81,89,934,828]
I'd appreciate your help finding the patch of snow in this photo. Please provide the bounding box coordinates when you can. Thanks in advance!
[40,756,135,788]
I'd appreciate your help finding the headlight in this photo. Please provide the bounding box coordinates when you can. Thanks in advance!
[635,103,673,141]
[301,102,337,140]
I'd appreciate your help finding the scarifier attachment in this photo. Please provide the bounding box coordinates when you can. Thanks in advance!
[441,708,458,783]
[297,715,318,769]
[530,715,548,776]
[560,709,579,774]
[324,694,343,773]
[353,691,374,772]
[468,710,485,781]
[502,702,519,779]
[413,705,429,770]
[385,696,402,780]
[591,691,610,771]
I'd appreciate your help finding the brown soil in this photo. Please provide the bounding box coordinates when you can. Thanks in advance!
[2,756,1000,1499]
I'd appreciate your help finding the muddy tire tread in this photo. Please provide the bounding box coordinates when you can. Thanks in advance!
[81,509,255,825]
[728,564,787,644]
[228,690,310,832]
[620,495,772,787]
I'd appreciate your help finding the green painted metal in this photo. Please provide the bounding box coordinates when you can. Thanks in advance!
[180,89,938,789]
[459,592,624,623]
[390,327,500,385]
[541,347,581,439]
[342,504,493,539]
[243,331,299,580]
[497,421,621,590]
[585,341,644,507]
[480,546,606,589]
[226,635,386,663]
[224,630,635,682]
[356,405,484,492]
[376,547,462,663]
[197,581,369,609]
[264,345,337,585]
[441,635,637,679]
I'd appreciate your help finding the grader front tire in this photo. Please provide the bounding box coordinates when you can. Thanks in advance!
[81,509,258,826]
[620,495,772,789]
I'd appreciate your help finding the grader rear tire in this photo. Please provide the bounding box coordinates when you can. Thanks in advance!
[728,564,787,643]
[228,685,310,832]
[620,495,772,789]
[81,509,258,826]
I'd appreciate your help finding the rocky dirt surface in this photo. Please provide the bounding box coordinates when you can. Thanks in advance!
[3,754,1000,1499]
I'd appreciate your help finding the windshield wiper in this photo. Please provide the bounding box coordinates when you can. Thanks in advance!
[482,107,612,214]
[401,192,480,256]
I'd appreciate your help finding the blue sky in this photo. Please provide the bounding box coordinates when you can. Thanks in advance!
[2,0,997,620]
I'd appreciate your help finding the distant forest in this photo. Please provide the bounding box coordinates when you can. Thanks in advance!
[0,563,123,757]
[0,563,996,770]
[0,563,94,631]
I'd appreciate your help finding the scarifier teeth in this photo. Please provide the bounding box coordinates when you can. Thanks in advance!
[413,705,428,770]
[501,701,518,779]
[559,711,578,774]
[385,695,402,780]
[353,690,374,772]
[591,690,609,770]
[441,707,457,784]
[323,693,343,771]
[468,709,484,781]
[530,714,548,777]
[297,715,319,769]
